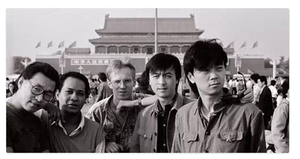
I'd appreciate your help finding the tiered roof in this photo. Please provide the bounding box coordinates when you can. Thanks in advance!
[96,16,203,34]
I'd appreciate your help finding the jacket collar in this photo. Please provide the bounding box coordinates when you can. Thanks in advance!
[151,93,184,117]
[193,92,230,116]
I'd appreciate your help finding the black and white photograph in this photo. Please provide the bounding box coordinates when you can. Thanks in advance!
[3,1,296,156]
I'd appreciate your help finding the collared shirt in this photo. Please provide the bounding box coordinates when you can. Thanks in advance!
[43,112,105,152]
[172,97,266,153]
[253,84,261,103]
[157,103,172,152]
[268,85,278,98]
[57,113,85,136]
[85,95,142,152]
[130,94,190,152]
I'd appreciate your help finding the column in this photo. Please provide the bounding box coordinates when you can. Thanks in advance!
[179,45,182,53]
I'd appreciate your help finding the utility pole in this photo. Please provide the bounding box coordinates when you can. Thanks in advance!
[154,8,158,54]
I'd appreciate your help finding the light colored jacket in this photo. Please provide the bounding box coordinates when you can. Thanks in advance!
[172,98,266,153]
[271,98,289,153]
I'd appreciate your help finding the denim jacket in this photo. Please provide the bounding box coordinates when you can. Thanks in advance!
[172,97,266,153]
[130,94,190,152]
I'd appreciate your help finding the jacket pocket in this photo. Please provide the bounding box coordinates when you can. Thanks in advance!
[137,128,153,140]
[183,131,199,143]
[218,131,243,143]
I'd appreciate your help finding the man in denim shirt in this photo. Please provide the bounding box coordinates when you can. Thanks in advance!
[171,40,266,153]
[130,53,192,152]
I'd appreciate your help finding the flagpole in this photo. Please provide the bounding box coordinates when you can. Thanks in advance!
[272,59,276,79]
[154,8,158,54]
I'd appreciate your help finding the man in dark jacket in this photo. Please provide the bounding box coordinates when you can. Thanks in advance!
[258,75,273,129]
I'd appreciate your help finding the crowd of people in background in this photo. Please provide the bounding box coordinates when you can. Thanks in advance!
[6,39,289,153]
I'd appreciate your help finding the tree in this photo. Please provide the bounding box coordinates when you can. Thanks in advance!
[264,58,273,68]
[277,56,289,74]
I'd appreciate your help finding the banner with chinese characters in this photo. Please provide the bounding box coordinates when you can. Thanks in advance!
[71,59,113,65]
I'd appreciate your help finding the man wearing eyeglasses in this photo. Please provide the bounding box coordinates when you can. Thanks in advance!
[86,59,147,152]
[6,62,59,152]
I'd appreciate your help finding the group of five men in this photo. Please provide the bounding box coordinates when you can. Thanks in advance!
[6,39,266,153]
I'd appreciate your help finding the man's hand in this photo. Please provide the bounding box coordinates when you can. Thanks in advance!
[240,88,254,104]
[105,142,121,153]
[43,102,62,124]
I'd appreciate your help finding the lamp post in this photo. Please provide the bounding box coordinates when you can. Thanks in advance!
[78,66,83,74]
[235,54,242,73]
[59,52,66,74]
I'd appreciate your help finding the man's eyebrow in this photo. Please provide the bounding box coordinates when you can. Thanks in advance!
[33,83,53,92]
[65,87,85,92]
[164,72,173,74]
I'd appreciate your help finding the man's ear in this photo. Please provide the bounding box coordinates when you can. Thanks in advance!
[107,80,113,89]
[187,72,195,84]
[55,90,60,99]
[17,77,24,88]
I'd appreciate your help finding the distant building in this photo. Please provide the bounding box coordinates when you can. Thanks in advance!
[36,14,271,77]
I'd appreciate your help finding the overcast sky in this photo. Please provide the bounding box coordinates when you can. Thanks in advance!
[6,8,289,61]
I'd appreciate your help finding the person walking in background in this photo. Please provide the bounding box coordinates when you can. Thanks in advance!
[257,75,273,130]
[95,72,112,103]
[171,39,266,153]
[246,78,253,89]
[250,73,261,105]
[231,78,237,95]
[269,80,278,110]
[134,74,155,95]
[271,80,289,153]
[6,81,18,98]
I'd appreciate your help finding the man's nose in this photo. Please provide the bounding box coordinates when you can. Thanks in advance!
[119,80,126,88]
[158,76,166,85]
[35,93,44,102]
[209,69,219,80]
[70,92,79,100]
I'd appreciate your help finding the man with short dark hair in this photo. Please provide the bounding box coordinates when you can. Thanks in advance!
[6,62,59,152]
[172,40,266,152]
[250,73,261,105]
[95,72,112,103]
[130,53,192,152]
[42,72,105,152]
[258,75,273,129]
[269,79,278,109]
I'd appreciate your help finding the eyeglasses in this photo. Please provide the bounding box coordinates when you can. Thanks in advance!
[110,79,134,88]
[28,80,54,102]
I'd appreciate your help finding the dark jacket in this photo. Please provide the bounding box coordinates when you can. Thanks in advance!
[258,86,273,128]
